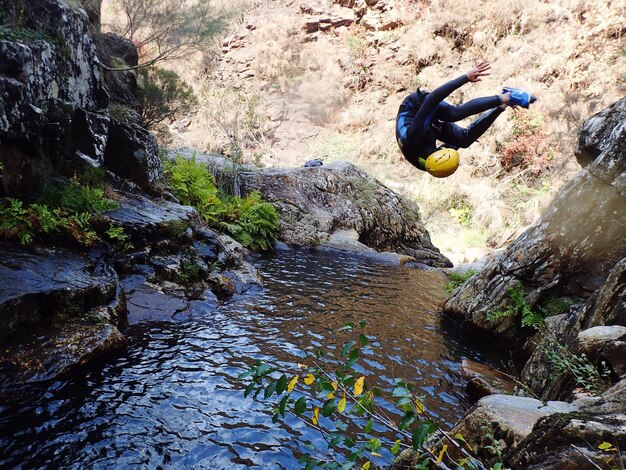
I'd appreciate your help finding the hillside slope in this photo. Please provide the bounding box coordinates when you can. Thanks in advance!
[107,0,626,263]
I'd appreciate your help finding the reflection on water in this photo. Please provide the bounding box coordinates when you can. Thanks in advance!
[0,248,499,469]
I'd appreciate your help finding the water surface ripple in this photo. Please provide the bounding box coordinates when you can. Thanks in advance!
[0,249,497,469]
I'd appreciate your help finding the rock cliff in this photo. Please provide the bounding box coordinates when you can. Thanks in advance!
[0,0,161,196]
[444,97,626,343]
[439,98,626,469]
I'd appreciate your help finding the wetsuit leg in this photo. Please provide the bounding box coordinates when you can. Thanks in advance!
[435,96,502,122]
[435,107,504,148]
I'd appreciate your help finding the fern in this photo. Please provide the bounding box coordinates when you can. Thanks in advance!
[0,178,127,249]
[165,156,279,250]
[486,282,545,329]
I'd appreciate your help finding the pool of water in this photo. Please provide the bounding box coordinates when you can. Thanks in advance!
[0,248,499,469]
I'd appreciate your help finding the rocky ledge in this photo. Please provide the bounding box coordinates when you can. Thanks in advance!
[0,191,262,389]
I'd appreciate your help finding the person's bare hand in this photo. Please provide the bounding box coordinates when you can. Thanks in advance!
[467,62,491,82]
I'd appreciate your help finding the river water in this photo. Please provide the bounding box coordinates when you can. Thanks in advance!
[0,248,499,469]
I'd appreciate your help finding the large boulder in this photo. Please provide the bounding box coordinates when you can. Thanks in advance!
[506,379,626,469]
[444,98,626,341]
[238,161,451,267]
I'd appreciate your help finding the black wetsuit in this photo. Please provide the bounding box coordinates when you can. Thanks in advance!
[396,74,504,170]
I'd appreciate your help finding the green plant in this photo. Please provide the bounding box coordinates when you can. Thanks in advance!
[163,155,223,223]
[40,178,118,214]
[0,199,36,245]
[105,226,134,251]
[445,193,473,227]
[240,321,490,469]
[220,191,279,251]
[174,254,205,286]
[445,269,478,294]
[487,282,545,329]
[541,338,612,396]
[346,35,367,58]
[136,66,198,128]
[164,155,279,250]
[0,177,128,249]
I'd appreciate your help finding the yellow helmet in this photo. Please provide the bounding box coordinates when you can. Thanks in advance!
[425,148,459,178]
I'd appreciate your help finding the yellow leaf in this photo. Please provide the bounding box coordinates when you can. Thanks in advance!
[338,397,347,413]
[304,374,315,385]
[436,445,448,464]
[327,393,335,399]
[598,441,614,451]
[331,382,338,391]
[414,398,425,415]
[354,376,365,397]
[287,375,298,392]
[361,461,371,470]
[312,406,319,425]
[371,452,382,457]
[297,363,307,369]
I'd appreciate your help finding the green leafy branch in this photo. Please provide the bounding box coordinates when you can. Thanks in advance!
[240,322,491,470]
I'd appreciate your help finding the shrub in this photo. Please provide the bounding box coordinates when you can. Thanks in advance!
[501,110,553,178]
[541,337,612,396]
[136,66,198,128]
[112,0,227,66]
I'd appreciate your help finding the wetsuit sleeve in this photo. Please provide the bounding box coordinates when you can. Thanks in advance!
[411,74,470,131]
[425,74,470,105]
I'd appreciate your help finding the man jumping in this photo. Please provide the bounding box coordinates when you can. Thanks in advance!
[395,62,535,177]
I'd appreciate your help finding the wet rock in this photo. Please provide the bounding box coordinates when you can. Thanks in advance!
[444,98,626,342]
[461,358,516,399]
[210,233,264,295]
[123,277,189,324]
[102,191,198,241]
[103,116,163,191]
[0,245,120,343]
[0,322,126,387]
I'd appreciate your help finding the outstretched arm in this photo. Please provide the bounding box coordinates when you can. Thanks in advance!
[426,62,491,104]
[405,62,492,141]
